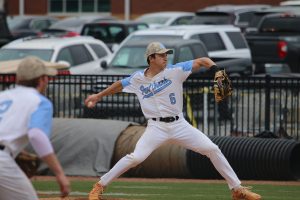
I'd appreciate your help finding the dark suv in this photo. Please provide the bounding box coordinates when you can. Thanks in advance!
[81,20,148,52]
[245,6,300,34]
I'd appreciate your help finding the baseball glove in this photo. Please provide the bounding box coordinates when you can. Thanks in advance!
[15,151,40,178]
[213,70,233,103]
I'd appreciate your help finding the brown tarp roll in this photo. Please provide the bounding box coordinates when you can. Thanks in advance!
[112,125,191,178]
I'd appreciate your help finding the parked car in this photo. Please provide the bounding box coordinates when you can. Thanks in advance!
[135,11,195,28]
[245,6,300,33]
[161,25,251,59]
[0,10,13,47]
[81,20,149,52]
[102,36,252,77]
[190,4,271,32]
[0,58,69,76]
[7,15,58,39]
[120,25,253,76]
[245,13,300,74]
[48,15,117,33]
[0,58,70,87]
[101,39,209,75]
[0,35,112,74]
[0,35,112,116]
[280,0,300,6]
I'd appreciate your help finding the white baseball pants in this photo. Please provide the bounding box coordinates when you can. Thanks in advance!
[100,116,241,189]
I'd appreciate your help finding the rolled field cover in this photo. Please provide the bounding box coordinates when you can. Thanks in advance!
[187,136,300,180]
[112,125,191,178]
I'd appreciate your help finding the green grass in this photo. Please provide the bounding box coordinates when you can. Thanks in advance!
[33,180,300,200]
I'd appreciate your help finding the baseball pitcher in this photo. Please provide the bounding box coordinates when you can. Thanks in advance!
[85,42,261,200]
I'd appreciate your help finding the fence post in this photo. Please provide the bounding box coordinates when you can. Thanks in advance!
[265,75,271,131]
[203,87,209,133]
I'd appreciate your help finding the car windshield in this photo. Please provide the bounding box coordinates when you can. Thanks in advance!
[82,25,126,43]
[0,49,53,61]
[111,46,174,69]
[136,16,170,25]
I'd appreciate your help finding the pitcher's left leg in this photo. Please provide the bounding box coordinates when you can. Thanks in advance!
[172,119,240,189]
[187,131,261,200]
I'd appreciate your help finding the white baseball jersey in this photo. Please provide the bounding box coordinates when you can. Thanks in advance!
[0,86,53,158]
[100,60,242,190]
[121,60,193,119]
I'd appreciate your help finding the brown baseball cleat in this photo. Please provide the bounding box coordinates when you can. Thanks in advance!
[89,182,104,200]
[232,186,261,200]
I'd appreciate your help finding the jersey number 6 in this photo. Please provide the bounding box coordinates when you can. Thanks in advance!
[169,93,176,105]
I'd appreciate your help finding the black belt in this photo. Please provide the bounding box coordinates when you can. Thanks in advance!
[152,116,179,123]
[0,144,12,156]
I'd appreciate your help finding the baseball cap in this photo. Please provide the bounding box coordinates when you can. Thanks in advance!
[145,42,173,58]
[16,56,57,81]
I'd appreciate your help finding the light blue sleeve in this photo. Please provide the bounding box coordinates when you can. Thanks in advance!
[121,76,131,88]
[121,70,141,89]
[168,60,193,72]
[28,95,53,138]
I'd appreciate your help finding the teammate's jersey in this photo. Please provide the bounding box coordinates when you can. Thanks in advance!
[0,86,53,157]
[121,60,193,119]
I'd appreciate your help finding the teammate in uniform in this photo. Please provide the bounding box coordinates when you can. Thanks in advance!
[85,42,261,200]
[0,57,70,200]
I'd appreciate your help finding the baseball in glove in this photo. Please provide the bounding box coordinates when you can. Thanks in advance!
[213,69,233,103]
[15,151,40,178]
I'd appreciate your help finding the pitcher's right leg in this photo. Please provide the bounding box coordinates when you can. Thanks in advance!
[89,121,168,200]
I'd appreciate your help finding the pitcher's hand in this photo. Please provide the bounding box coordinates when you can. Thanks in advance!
[85,94,101,108]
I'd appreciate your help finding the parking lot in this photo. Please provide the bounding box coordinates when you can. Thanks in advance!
[1,2,300,140]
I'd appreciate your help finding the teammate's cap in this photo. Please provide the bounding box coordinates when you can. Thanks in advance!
[145,42,173,58]
[17,56,57,81]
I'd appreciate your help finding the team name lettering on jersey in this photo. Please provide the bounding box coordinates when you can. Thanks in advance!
[0,100,12,114]
[0,100,13,122]
[140,77,172,99]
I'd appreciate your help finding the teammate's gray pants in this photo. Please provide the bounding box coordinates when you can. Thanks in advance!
[101,116,241,189]
[0,151,38,200]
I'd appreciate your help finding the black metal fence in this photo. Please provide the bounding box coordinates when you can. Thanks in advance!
[1,74,299,140]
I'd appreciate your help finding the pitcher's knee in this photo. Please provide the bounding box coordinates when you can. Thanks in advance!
[202,144,221,158]
[125,153,145,167]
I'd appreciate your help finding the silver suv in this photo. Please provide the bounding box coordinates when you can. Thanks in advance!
[122,25,252,61]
